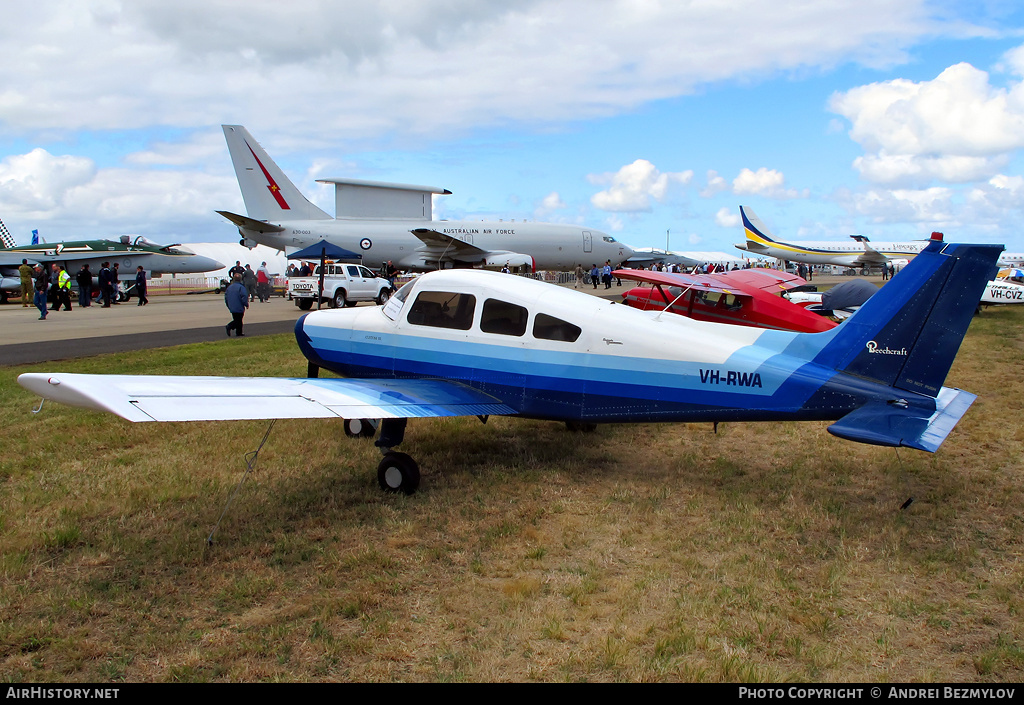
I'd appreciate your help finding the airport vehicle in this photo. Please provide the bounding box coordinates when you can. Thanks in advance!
[20,240,998,497]
[288,263,393,310]
[0,235,223,303]
[735,206,940,268]
[218,125,632,272]
[616,267,836,333]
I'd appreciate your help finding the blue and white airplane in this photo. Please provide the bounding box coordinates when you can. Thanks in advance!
[19,239,999,495]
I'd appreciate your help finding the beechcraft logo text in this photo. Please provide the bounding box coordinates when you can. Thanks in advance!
[866,341,907,355]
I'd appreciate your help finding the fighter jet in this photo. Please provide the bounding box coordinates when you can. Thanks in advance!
[0,235,223,303]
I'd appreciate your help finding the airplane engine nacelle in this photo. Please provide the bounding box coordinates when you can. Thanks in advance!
[239,238,258,250]
[481,253,535,271]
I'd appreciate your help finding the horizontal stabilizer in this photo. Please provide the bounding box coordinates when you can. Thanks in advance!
[18,373,518,423]
[216,211,286,233]
[827,387,976,453]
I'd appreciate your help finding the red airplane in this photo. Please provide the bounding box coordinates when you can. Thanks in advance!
[614,268,837,333]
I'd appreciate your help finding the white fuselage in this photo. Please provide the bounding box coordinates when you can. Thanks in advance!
[981,278,1024,305]
[736,239,927,266]
[239,218,632,272]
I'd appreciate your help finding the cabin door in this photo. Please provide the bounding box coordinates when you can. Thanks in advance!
[583,231,593,253]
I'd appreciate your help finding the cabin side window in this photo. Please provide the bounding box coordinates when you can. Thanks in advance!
[533,313,581,343]
[406,291,476,330]
[480,298,528,337]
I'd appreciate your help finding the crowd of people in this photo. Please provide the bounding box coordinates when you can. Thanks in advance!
[21,259,147,320]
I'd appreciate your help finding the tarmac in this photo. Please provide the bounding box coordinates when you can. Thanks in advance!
[0,273,874,366]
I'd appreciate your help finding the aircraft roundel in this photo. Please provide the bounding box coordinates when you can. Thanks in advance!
[360,238,372,250]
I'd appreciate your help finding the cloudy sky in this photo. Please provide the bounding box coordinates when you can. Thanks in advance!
[2,0,1024,256]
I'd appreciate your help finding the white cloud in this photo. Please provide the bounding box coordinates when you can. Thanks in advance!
[844,186,955,224]
[830,58,1024,186]
[700,170,729,198]
[732,167,806,199]
[0,149,96,214]
[0,147,237,238]
[589,159,692,212]
[715,207,741,228]
[0,0,950,139]
[535,191,566,218]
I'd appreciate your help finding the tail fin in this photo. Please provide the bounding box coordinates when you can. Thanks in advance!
[0,218,14,249]
[221,125,331,222]
[815,240,1001,397]
[739,206,777,250]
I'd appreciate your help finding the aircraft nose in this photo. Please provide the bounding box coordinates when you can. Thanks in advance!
[189,255,224,272]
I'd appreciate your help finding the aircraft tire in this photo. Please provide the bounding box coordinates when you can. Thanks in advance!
[332,290,346,309]
[565,421,598,433]
[344,418,378,438]
[376,289,391,306]
[377,452,420,495]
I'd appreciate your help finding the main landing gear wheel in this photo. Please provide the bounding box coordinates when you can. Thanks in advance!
[343,418,378,438]
[377,452,420,495]
[565,421,597,433]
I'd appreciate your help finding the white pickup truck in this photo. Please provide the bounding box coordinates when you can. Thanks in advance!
[288,263,393,310]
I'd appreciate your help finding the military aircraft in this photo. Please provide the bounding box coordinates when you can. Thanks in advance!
[735,206,941,268]
[219,125,632,272]
[615,267,836,333]
[20,238,998,496]
[0,235,223,303]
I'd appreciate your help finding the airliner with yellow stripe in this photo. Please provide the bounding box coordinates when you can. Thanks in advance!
[736,206,940,267]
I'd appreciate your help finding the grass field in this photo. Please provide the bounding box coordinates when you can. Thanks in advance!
[1,305,1023,682]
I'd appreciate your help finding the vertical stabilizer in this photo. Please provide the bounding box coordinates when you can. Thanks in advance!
[816,241,1002,397]
[222,125,331,222]
[739,206,778,246]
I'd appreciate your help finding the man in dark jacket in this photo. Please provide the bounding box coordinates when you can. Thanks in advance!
[76,264,92,307]
[33,265,48,320]
[135,266,148,306]
[98,262,112,307]
[224,272,249,336]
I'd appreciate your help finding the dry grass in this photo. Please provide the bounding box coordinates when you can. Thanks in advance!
[1,306,1022,682]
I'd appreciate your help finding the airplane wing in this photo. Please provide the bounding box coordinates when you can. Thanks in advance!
[716,269,809,292]
[411,228,490,258]
[410,229,533,268]
[18,373,519,423]
[0,249,115,265]
[827,387,976,453]
[612,269,740,296]
[850,240,890,267]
